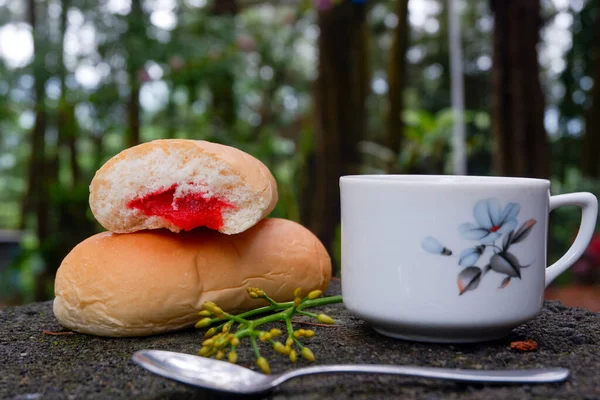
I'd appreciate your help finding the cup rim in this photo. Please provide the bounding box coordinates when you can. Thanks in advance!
[339,174,551,187]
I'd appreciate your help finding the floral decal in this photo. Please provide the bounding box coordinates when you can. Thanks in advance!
[421,198,536,295]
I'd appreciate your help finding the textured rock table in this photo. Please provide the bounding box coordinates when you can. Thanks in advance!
[1,280,599,400]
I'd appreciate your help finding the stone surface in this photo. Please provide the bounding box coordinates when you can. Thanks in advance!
[1,279,599,400]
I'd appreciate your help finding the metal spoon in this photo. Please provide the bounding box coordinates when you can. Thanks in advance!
[132,350,569,395]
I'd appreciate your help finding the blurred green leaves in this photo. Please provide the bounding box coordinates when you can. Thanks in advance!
[0,0,597,304]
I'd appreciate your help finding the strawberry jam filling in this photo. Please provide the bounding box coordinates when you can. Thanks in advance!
[127,184,235,231]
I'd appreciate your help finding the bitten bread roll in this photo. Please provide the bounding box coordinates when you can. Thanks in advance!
[89,139,278,235]
[53,218,331,337]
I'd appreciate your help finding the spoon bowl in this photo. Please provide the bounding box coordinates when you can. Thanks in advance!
[132,350,569,395]
[133,349,273,395]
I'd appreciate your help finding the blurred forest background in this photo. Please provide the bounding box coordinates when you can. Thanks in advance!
[0,0,599,308]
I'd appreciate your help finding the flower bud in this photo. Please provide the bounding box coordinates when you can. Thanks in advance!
[289,349,297,363]
[301,347,316,362]
[228,351,238,364]
[317,314,334,324]
[230,336,240,346]
[259,332,272,342]
[304,329,315,338]
[199,346,211,356]
[216,350,225,360]
[202,301,217,312]
[213,306,224,318]
[307,290,323,300]
[269,328,282,337]
[195,318,213,328]
[286,338,294,347]
[256,357,271,374]
[202,339,214,347]
[198,310,212,317]
[215,337,228,349]
[294,329,306,338]
[247,287,266,298]
[293,288,302,298]
[273,342,290,355]
[294,298,301,307]
[222,322,232,333]
[204,327,218,338]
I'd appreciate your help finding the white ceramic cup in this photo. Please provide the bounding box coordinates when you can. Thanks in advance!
[339,175,598,343]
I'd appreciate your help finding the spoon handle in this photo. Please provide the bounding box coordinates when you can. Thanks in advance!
[274,365,569,386]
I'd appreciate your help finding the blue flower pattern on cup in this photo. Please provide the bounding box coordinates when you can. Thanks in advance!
[421,237,453,256]
[458,245,485,267]
[458,199,519,244]
[421,198,537,296]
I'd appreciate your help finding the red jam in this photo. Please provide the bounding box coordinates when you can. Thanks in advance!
[127,184,235,231]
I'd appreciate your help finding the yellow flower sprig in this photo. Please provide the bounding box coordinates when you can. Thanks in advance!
[194,287,342,374]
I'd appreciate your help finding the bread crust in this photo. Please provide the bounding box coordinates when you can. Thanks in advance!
[52,218,332,337]
[89,139,278,234]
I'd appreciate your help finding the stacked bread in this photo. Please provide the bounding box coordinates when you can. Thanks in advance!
[53,139,332,337]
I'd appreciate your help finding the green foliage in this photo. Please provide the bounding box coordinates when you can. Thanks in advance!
[359,108,491,175]
[0,0,596,303]
[549,168,600,285]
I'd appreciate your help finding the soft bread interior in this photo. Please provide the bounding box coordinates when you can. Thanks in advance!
[90,140,276,234]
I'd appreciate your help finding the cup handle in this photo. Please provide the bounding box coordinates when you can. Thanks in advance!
[546,193,598,287]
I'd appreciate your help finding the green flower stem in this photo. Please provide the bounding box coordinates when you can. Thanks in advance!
[205,317,221,326]
[292,336,304,349]
[225,301,291,321]
[232,310,292,340]
[261,293,281,308]
[250,336,261,358]
[222,312,251,326]
[248,309,292,330]
[231,295,343,336]
[214,321,228,331]
[296,310,319,319]
[285,316,294,338]
[241,294,343,318]
[297,295,343,310]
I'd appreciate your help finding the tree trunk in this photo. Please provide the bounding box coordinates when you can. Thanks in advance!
[211,72,236,129]
[212,0,238,15]
[47,0,89,300]
[302,2,369,267]
[209,0,238,133]
[21,0,46,230]
[57,0,80,187]
[126,85,141,147]
[386,0,409,172]
[582,9,600,178]
[92,133,105,172]
[490,0,549,178]
[66,105,80,185]
[26,0,53,300]
[125,0,143,148]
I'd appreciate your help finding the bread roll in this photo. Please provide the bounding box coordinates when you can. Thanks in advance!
[89,139,278,235]
[53,218,331,337]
